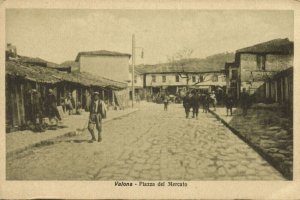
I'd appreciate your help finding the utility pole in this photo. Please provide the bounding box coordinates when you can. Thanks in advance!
[131,34,136,108]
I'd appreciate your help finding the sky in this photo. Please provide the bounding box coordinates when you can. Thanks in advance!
[6,9,293,65]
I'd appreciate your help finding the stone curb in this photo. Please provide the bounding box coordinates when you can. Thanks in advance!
[208,108,290,180]
[6,108,139,158]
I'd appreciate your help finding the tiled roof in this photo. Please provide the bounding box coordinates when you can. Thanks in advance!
[6,60,127,90]
[19,56,70,69]
[236,38,293,54]
[6,61,61,83]
[134,53,235,74]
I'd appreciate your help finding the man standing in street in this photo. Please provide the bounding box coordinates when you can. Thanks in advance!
[210,91,217,111]
[225,91,234,116]
[65,93,74,115]
[240,88,250,116]
[163,94,169,111]
[45,89,62,127]
[28,89,45,132]
[88,92,107,143]
[191,90,201,119]
[203,92,210,113]
[182,92,191,118]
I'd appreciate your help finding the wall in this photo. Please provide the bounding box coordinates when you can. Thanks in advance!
[266,54,293,71]
[144,72,224,87]
[240,54,258,82]
[239,53,293,99]
[145,73,190,86]
[80,55,130,83]
[265,68,293,113]
[240,53,293,82]
[128,72,143,88]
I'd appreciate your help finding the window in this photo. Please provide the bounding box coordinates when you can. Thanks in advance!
[257,55,266,70]
[162,75,166,83]
[232,70,238,80]
[175,75,180,82]
[152,75,156,83]
[199,75,204,82]
[192,76,196,82]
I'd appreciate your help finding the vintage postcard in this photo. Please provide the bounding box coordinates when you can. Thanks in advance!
[0,0,300,199]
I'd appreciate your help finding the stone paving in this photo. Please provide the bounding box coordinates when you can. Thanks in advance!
[6,107,138,156]
[211,107,293,180]
[6,102,285,180]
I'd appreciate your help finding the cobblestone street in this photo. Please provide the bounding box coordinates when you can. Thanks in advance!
[6,102,284,180]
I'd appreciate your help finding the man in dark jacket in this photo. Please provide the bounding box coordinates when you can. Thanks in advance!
[190,90,201,119]
[88,92,107,143]
[182,92,191,118]
[240,88,250,116]
[225,92,234,116]
[46,89,61,126]
[202,92,210,113]
[28,89,45,132]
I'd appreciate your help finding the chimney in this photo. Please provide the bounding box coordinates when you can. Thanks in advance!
[6,43,17,59]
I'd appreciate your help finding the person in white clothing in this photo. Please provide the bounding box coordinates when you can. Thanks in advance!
[210,91,217,111]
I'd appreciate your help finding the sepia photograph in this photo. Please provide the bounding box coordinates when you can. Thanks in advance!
[4,8,294,181]
[1,1,300,198]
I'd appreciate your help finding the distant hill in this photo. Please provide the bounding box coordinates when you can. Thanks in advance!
[134,52,235,74]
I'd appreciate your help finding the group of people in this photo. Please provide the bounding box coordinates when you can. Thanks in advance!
[182,90,217,119]
[26,87,251,143]
[62,93,76,115]
[27,88,62,132]
[181,88,250,118]
[27,88,107,143]
[223,88,251,116]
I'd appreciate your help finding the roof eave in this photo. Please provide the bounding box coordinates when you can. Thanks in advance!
[75,52,131,62]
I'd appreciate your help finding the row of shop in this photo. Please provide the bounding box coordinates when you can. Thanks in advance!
[132,83,226,105]
[6,59,129,132]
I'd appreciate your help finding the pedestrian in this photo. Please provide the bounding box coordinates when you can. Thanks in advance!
[136,94,141,103]
[191,90,201,119]
[28,89,45,132]
[210,91,217,111]
[225,92,234,116]
[200,93,206,113]
[240,88,250,116]
[65,93,74,115]
[203,92,210,113]
[45,89,62,126]
[88,92,107,143]
[70,93,76,112]
[163,95,169,111]
[76,101,82,114]
[182,92,191,118]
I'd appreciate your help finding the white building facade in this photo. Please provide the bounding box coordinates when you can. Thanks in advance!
[76,50,131,83]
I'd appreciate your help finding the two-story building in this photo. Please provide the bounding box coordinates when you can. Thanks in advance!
[144,71,200,95]
[134,63,227,101]
[228,38,293,103]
